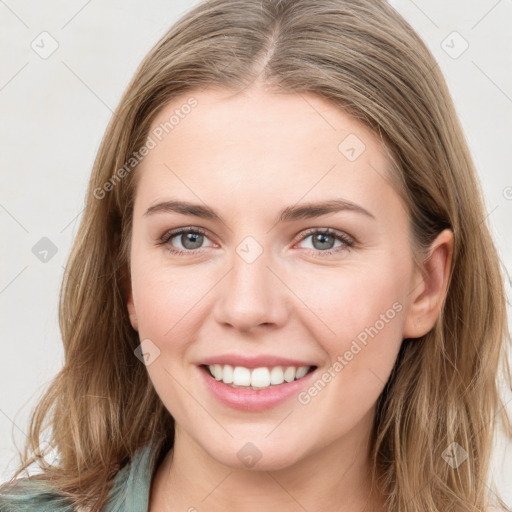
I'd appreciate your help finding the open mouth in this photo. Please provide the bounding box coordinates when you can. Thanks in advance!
[200,364,317,390]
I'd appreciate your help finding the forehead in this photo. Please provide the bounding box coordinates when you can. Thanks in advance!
[134,86,397,215]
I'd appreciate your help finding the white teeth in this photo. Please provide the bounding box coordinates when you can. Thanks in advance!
[270,366,284,385]
[232,366,251,386]
[283,366,296,383]
[207,364,312,389]
[222,364,234,384]
[295,366,308,379]
[213,364,222,381]
[250,367,271,388]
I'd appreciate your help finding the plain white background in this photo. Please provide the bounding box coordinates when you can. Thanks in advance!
[1,0,511,503]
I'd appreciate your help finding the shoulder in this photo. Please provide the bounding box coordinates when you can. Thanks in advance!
[0,440,161,512]
[0,478,74,511]
[103,440,163,511]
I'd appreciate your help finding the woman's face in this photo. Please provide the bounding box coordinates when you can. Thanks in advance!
[127,85,428,470]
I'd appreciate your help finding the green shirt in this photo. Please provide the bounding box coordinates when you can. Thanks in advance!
[0,441,159,511]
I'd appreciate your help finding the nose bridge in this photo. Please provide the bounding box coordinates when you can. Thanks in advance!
[213,234,288,330]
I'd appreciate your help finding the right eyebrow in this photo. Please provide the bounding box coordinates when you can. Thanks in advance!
[144,200,220,220]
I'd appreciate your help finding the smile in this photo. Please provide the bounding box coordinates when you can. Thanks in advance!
[198,363,319,411]
[206,364,315,389]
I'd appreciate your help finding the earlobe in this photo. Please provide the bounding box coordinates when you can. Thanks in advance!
[403,229,453,339]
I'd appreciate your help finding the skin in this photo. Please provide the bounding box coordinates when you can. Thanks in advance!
[126,84,453,511]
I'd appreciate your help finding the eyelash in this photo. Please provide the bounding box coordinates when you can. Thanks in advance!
[158,226,354,257]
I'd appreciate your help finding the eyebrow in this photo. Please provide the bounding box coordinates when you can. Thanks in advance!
[144,198,376,223]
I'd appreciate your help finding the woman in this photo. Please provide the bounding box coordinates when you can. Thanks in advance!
[1,0,510,510]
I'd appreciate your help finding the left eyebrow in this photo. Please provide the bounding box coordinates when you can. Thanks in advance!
[278,199,375,222]
[143,198,376,223]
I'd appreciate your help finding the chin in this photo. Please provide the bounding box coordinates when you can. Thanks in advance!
[203,437,307,472]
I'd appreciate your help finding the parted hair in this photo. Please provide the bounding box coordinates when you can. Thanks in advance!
[1,1,511,511]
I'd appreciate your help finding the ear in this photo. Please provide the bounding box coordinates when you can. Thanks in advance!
[403,229,453,339]
[126,286,139,332]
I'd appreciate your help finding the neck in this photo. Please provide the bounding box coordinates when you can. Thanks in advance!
[149,410,385,512]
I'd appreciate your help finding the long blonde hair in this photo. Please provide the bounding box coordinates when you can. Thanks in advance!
[1,0,511,510]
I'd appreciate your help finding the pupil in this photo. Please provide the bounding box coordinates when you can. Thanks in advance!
[313,233,334,250]
[182,232,203,249]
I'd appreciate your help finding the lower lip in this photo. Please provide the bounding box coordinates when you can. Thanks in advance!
[198,366,317,411]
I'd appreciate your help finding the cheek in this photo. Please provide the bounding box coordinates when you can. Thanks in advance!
[291,266,407,435]
[129,256,208,411]
[296,259,408,380]
[130,244,204,335]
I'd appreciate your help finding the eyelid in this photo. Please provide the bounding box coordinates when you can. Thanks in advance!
[160,226,209,243]
[159,226,355,256]
[159,226,216,252]
[293,227,354,247]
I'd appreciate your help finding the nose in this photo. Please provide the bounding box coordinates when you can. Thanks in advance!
[213,246,290,333]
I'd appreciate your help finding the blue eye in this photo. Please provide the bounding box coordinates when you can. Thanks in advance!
[160,227,212,254]
[159,227,353,256]
[296,228,354,255]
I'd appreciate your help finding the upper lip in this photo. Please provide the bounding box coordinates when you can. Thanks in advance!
[198,354,317,369]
